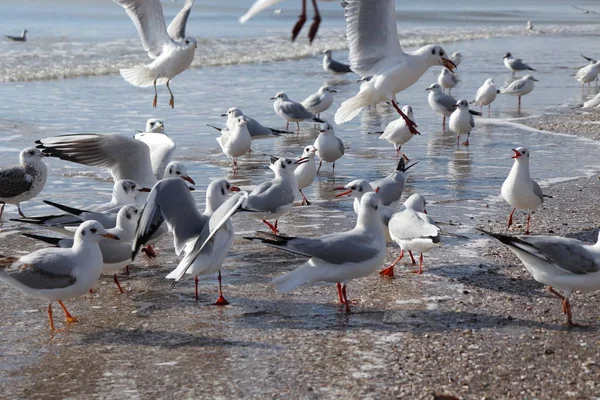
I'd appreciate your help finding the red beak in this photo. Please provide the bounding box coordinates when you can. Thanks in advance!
[442,57,457,71]
[511,149,521,159]
[333,187,352,198]
[229,186,241,192]
[423,209,428,214]
[183,176,196,185]
[374,187,380,193]
[138,187,152,193]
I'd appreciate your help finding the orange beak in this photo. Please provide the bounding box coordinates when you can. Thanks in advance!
[511,149,521,159]
[138,187,152,193]
[423,209,428,215]
[101,233,120,240]
[183,176,196,185]
[442,57,457,71]
[229,186,241,192]
[333,187,352,198]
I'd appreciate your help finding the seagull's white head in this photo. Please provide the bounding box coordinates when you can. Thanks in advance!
[319,123,334,135]
[523,75,539,83]
[235,115,248,128]
[182,37,197,49]
[401,105,414,118]
[322,49,332,57]
[451,51,462,61]
[320,85,337,94]
[334,179,373,200]
[425,83,443,93]
[300,145,317,158]
[421,45,456,71]
[455,99,470,109]
[484,78,496,87]
[145,118,164,133]
[404,193,427,213]
[223,107,243,118]
[116,204,141,232]
[164,161,195,185]
[511,147,530,161]
[113,179,150,203]
[270,92,288,101]
[357,192,380,219]
[269,157,308,175]
[20,147,47,166]
[75,220,119,244]
[206,179,240,212]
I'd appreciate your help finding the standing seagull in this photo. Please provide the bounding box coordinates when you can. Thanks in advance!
[271,92,325,131]
[334,0,456,131]
[322,50,353,75]
[246,192,386,313]
[499,75,538,113]
[378,105,418,160]
[314,123,344,173]
[216,116,252,174]
[575,60,600,89]
[472,78,499,116]
[5,29,27,42]
[0,148,48,219]
[503,52,536,77]
[450,51,463,67]
[295,145,318,205]
[437,67,459,94]
[426,83,457,130]
[215,107,291,138]
[478,229,600,327]
[301,86,337,118]
[0,221,118,331]
[449,99,481,146]
[501,147,549,235]
[114,0,197,108]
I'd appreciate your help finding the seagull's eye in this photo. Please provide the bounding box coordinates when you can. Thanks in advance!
[287,160,292,164]
[358,187,363,192]
[29,150,34,155]
[150,122,155,126]
[350,186,356,190]
[90,228,97,234]
[373,204,378,210]
[431,49,436,55]
[440,51,444,56]
[176,171,181,175]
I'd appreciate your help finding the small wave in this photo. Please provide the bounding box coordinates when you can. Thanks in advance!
[1,24,599,83]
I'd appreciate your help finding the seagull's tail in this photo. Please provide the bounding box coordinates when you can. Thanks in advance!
[119,65,159,88]
[272,262,316,294]
[334,84,377,124]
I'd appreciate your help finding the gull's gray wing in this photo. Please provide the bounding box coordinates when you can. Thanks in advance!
[245,181,294,214]
[246,117,274,137]
[248,230,380,265]
[342,0,405,77]
[470,113,475,128]
[36,134,155,187]
[436,93,458,113]
[371,173,405,206]
[510,58,534,71]
[302,93,322,110]
[328,58,353,73]
[501,79,525,94]
[389,209,440,241]
[281,101,314,120]
[167,0,195,41]
[532,181,544,203]
[1,249,77,290]
[0,166,32,198]
[132,178,205,257]
[336,137,345,156]
[113,0,173,59]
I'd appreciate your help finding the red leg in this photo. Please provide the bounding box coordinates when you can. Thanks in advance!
[195,275,199,302]
[299,189,311,206]
[525,212,531,235]
[141,245,157,258]
[412,253,424,274]
[402,153,410,162]
[113,274,125,294]
[391,100,420,135]
[48,303,59,332]
[395,148,400,159]
[379,250,403,277]
[58,300,78,324]
[307,0,321,43]
[124,265,130,276]
[316,160,322,174]
[262,220,279,234]
[341,284,351,313]
[462,132,470,146]
[291,0,307,42]
[214,270,229,306]
[507,207,516,229]
[337,282,345,304]
[563,298,580,327]
[408,250,416,265]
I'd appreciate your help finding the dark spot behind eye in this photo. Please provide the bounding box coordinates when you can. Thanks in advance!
[91,228,97,233]
[81,230,86,236]
[126,212,132,219]
[431,49,435,55]
[286,160,291,164]
[176,171,181,175]
[440,51,444,56]
[350,186,356,190]
[358,187,363,192]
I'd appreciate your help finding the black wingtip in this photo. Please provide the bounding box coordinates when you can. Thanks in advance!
[206,124,222,132]
[469,110,483,116]
[43,200,85,216]
[313,117,326,123]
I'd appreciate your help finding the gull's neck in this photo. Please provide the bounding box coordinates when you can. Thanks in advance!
[204,191,222,215]
[509,159,530,180]
[355,208,384,236]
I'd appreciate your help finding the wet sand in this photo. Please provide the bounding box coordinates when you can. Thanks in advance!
[1,115,600,399]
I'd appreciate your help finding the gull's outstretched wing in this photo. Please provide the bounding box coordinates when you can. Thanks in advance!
[113,0,173,59]
[167,0,195,41]
[342,0,404,77]
[239,0,283,24]
[36,134,156,188]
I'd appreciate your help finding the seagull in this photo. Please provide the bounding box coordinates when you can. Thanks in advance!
[426,83,457,130]
[501,147,550,235]
[301,86,337,118]
[449,99,482,146]
[216,116,252,174]
[245,192,386,312]
[133,178,243,304]
[163,161,195,186]
[450,51,463,67]
[369,158,416,207]
[294,145,318,206]
[322,50,353,75]
[133,119,176,180]
[5,29,27,42]
[478,228,600,327]
[575,60,600,88]
[334,0,456,131]
[113,0,197,108]
[242,157,308,234]
[0,220,118,331]
[87,179,151,212]
[167,0,195,42]
[579,92,600,109]
[581,54,600,85]
[499,75,538,113]
[314,123,344,174]
[437,67,459,94]
[526,21,533,31]
[472,78,499,116]
[239,0,332,43]
[381,193,440,276]
[36,129,176,190]
[271,92,325,131]
[503,52,536,77]
[377,105,418,160]
[209,107,291,139]
[0,148,48,219]
[22,205,140,294]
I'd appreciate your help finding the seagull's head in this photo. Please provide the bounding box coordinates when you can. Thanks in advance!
[425,83,443,93]
[423,45,456,71]
[524,75,539,82]
[145,118,164,133]
[301,145,317,158]
[322,49,332,56]
[359,192,380,217]
[235,115,248,127]
[319,122,334,135]
[76,220,119,243]
[451,51,462,61]
[114,179,150,201]
[183,37,197,49]
[270,92,288,101]
[270,157,307,175]
[321,86,337,94]
[401,105,413,118]
[404,193,427,213]
[503,52,512,59]
[455,99,470,109]
[20,147,47,165]
[165,161,195,185]
[511,147,530,160]
[334,179,372,199]
[116,205,141,232]
[223,107,242,118]
[207,180,241,209]
[485,78,496,87]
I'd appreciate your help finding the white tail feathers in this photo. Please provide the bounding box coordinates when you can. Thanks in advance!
[119,66,160,88]
[272,263,316,294]
[334,84,377,124]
